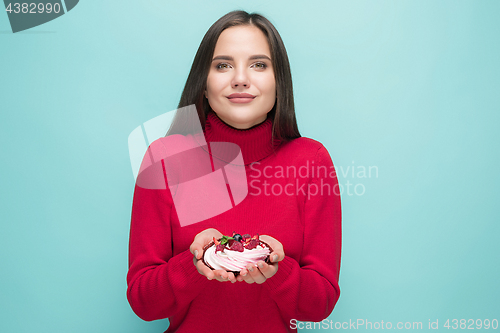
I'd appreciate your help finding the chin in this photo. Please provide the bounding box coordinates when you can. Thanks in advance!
[215,109,266,126]
[233,115,267,127]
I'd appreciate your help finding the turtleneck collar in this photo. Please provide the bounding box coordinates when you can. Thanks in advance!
[203,110,282,166]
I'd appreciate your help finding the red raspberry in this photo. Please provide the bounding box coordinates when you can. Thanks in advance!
[215,244,226,253]
[229,241,244,252]
[245,239,259,250]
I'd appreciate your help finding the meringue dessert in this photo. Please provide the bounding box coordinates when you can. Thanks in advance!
[202,232,272,276]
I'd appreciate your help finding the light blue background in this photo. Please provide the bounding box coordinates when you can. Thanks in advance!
[1,1,499,332]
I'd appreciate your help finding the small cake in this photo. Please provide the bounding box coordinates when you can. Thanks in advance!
[202,232,273,277]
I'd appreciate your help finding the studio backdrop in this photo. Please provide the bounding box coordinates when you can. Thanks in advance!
[1,1,499,332]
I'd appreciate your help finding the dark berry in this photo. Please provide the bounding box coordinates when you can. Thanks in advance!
[229,241,244,252]
[233,234,243,242]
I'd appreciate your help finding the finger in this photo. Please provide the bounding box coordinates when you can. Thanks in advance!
[195,259,214,280]
[269,250,285,263]
[257,261,278,279]
[196,260,217,280]
[236,269,247,282]
[213,269,229,282]
[239,269,255,284]
[247,263,266,284]
[227,272,236,283]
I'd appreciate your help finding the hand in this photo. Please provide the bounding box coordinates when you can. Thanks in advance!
[236,235,285,284]
[189,228,238,283]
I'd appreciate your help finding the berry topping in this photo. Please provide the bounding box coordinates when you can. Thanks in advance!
[215,244,226,253]
[245,238,259,250]
[229,241,244,252]
[213,232,265,252]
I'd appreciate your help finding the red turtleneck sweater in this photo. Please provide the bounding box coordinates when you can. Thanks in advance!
[127,111,342,332]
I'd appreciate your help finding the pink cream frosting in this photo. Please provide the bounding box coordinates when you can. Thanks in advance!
[204,244,270,271]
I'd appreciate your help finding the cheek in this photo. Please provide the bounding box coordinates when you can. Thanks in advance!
[206,73,216,91]
[207,75,229,96]
[260,79,276,98]
[254,73,276,94]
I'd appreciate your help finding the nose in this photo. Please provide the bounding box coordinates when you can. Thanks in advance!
[231,66,250,89]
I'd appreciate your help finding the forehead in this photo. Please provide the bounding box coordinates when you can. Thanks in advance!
[214,25,271,57]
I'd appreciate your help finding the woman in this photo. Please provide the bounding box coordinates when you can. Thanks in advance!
[127,10,342,333]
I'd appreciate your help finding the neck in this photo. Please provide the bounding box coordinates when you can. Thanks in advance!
[203,110,282,166]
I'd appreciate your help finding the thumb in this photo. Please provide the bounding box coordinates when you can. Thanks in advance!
[190,243,202,260]
[190,234,213,260]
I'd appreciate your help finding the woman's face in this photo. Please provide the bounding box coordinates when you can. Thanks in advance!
[205,25,276,129]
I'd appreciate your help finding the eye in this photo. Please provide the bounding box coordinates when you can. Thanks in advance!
[253,62,267,69]
[216,63,230,70]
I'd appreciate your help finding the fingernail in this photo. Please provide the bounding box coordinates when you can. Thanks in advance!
[248,266,253,272]
[194,250,198,258]
[273,254,278,262]
[258,262,263,268]
[242,272,247,276]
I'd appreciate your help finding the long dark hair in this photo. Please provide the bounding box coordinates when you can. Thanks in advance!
[166,10,300,143]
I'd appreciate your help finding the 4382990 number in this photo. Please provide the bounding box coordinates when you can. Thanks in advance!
[5,3,61,14]
[444,319,499,330]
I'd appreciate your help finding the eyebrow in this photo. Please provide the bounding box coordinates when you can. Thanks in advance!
[212,54,271,62]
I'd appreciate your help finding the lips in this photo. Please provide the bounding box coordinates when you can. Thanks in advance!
[227,93,256,104]
[227,93,255,99]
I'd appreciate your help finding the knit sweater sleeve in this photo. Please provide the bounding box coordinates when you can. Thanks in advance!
[264,145,342,322]
[126,152,207,321]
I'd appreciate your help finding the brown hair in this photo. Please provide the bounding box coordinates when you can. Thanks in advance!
[167,10,300,143]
